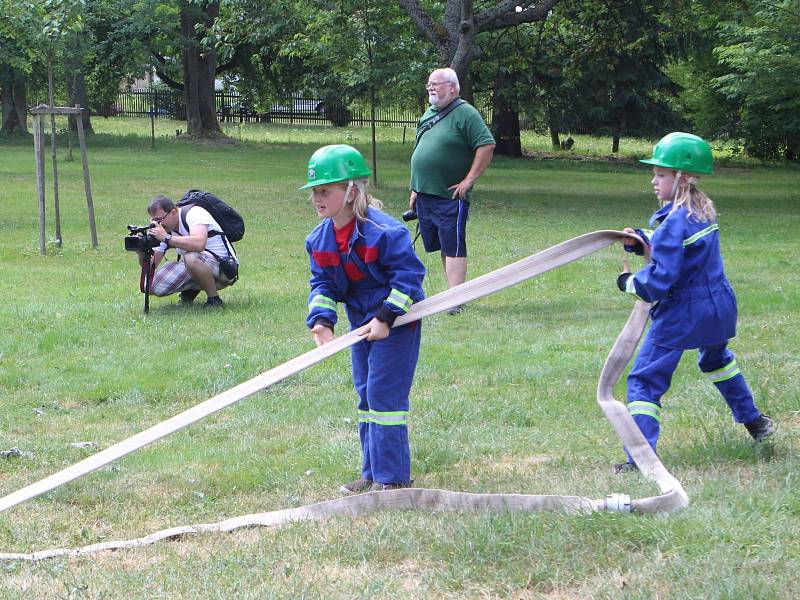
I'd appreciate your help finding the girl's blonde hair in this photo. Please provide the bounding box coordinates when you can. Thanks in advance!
[308,179,384,222]
[347,179,383,221]
[670,172,716,222]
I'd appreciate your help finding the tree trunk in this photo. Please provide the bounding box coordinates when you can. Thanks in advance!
[550,127,560,150]
[180,1,221,137]
[491,71,521,157]
[548,107,560,149]
[612,134,620,153]
[65,61,94,134]
[1,67,29,135]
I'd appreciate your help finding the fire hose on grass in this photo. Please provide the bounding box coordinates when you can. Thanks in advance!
[0,230,688,561]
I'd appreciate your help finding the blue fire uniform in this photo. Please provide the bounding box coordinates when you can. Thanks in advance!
[306,207,425,485]
[618,203,763,458]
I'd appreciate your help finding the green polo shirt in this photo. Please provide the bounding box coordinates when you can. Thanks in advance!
[410,101,495,200]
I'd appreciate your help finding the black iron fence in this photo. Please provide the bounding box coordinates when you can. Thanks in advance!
[99,89,494,128]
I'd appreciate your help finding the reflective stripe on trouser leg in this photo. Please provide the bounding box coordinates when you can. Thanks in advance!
[698,344,760,424]
[628,401,662,454]
[624,337,682,461]
[351,321,421,484]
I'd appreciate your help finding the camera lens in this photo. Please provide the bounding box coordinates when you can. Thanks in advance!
[402,209,418,222]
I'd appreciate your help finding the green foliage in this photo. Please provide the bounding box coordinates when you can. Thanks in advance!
[712,1,800,159]
[475,0,683,147]
[671,0,800,160]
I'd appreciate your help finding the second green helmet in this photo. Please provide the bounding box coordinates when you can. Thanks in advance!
[640,132,713,175]
[300,144,371,189]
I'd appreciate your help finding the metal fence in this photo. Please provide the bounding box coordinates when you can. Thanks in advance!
[99,89,436,127]
[99,89,496,128]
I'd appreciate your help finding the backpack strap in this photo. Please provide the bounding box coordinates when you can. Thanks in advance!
[179,204,233,251]
[414,98,466,148]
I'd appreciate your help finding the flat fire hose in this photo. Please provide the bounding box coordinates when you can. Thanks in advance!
[0,230,688,561]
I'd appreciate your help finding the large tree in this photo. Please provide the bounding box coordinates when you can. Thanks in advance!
[148,0,262,137]
[396,0,560,86]
[708,1,799,159]
[473,0,682,156]
[565,0,681,152]
[178,0,221,136]
[0,0,40,134]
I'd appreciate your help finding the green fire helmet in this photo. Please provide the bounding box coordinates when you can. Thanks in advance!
[300,144,371,189]
[640,132,713,175]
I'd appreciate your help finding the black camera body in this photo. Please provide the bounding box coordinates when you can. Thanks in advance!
[124,224,160,253]
[402,209,418,222]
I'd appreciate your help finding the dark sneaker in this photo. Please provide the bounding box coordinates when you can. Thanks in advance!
[369,480,413,492]
[205,296,224,308]
[179,289,201,304]
[613,462,639,475]
[744,415,775,443]
[340,478,373,495]
[447,304,464,316]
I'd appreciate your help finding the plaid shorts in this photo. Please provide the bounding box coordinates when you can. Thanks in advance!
[150,252,233,297]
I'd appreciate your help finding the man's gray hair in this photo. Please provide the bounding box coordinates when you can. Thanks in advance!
[432,67,460,93]
[441,68,460,92]
[148,195,175,215]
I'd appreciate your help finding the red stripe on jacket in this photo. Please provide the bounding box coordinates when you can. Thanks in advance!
[344,263,366,281]
[356,245,379,263]
[312,250,340,267]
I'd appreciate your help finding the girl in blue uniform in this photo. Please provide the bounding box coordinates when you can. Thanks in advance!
[301,145,426,493]
[615,132,773,473]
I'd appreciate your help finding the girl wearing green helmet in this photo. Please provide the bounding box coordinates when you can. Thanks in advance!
[638,131,716,222]
[302,144,426,494]
[613,132,773,473]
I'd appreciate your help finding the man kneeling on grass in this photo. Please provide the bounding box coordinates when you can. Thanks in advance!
[139,195,238,307]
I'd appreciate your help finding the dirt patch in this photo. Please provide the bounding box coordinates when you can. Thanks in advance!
[522,150,639,164]
[177,132,239,147]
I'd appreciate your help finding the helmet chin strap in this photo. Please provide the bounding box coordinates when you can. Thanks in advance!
[344,180,354,204]
[671,170,683,202]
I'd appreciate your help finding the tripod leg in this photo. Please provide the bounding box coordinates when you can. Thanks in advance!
[144,257,154,314]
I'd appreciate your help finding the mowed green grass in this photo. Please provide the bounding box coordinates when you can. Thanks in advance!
[0,120,798,598]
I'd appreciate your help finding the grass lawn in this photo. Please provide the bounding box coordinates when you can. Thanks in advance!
[0,119,798,598]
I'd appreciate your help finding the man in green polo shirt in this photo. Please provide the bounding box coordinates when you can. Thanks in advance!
[409,67,495,315]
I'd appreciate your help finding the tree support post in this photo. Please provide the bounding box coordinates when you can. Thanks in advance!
[75,105,98,248]
[30,104,98,251]
[32,114,46,256]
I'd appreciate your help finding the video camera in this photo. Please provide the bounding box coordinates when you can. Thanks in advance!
[125,224,161,315]
[124,224,161,253]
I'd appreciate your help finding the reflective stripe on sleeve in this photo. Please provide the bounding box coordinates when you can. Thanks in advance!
[386,289,413,312]
[683,224,719,247]
[309,294,337,312]
[358,410,370,423]
[707,359,740,383]
[628,400,661,422]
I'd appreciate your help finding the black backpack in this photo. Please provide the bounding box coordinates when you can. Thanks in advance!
[177,190,245,242]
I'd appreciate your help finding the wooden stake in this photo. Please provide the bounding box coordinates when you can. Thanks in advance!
[33,114,46,256]
[47,60,62,247]
[75,105,98,248]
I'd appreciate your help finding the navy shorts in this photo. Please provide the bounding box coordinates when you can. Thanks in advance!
[415,192,469,257]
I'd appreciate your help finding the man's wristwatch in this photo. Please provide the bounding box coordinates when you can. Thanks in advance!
[164,233,172,246]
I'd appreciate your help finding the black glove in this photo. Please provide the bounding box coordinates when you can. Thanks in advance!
[617,272,632,292]
[313,317,335,332]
